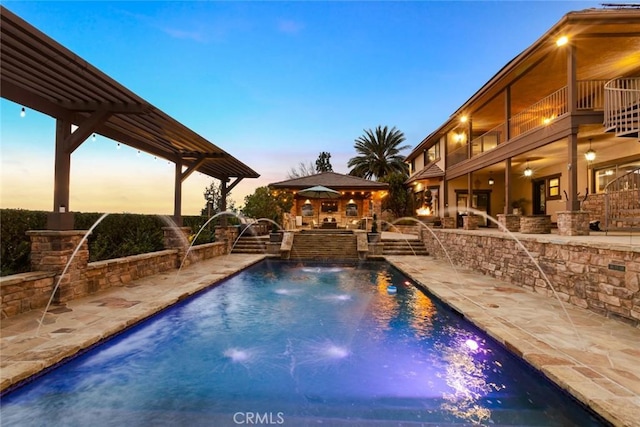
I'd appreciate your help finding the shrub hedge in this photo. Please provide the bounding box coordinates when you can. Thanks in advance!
[0,209,225,276]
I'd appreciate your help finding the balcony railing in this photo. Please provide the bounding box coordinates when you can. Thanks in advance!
[604,77,640,137]
[446,80,608,167]
[447,144,468,167]
[577,79,607,110]
[470,122,507,158]
[509,87,568,138]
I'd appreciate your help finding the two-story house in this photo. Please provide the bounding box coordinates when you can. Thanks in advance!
[405,6,640,233]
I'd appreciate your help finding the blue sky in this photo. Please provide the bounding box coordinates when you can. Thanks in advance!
[0,1,601,215]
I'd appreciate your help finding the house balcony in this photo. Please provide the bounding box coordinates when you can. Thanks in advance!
[446,79,608,167]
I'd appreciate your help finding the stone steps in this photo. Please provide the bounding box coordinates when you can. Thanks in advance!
[231,236,268,254]
[289,232,359,260]
[383,239,429,256]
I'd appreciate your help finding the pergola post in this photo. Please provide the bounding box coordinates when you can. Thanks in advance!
[173,157,183,226]
[48,118,74,230]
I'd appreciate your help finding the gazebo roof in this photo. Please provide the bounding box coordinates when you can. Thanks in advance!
[269,172,389,191]
[0,6,259,182]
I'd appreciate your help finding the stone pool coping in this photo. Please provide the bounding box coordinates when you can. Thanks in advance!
[1,254,639,426]
[388,255,640,427]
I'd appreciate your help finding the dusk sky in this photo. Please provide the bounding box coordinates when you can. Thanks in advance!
[0,1,600,215]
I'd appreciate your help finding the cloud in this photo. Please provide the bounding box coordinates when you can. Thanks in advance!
[277,19,304,35]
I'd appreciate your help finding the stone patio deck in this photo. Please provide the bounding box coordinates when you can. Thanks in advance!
[1,253,638,426]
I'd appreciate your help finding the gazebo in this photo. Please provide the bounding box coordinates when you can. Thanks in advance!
[269,172,389,229]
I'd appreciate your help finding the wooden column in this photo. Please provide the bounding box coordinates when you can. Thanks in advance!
[566,42,580,211]
[174,157,183,226]
[505,158,512,214]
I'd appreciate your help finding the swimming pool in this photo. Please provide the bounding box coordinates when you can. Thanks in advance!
[1,260,606,426]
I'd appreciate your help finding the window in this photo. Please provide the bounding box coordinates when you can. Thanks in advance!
[301,203,313,217]
[346,203,358,217]
[426,142,440,163]
[548,176,560,199]
[321,201,338,213]
[594,158,640,193]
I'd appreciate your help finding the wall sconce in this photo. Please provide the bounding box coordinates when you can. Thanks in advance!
[524,160,533,177]
[584,139,596,162]
[488,173,494,186]
[455,133,464,143]
[304,199,311,204]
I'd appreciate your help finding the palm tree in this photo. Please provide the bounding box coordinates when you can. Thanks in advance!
[348,126,410,180]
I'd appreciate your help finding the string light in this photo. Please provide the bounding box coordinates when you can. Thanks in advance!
[20,107,26,118]
[92,133,96,142]
[117,143,121,149]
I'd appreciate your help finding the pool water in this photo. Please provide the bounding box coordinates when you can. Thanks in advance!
[1,261,606,426]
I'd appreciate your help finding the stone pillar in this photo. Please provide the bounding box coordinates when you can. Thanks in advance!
[497,214,521,232]
[462,215,479,230]
[26,230,89,303]
[441,217,456,229]
[557,211,590,236]
[162,226,191,267]
[214,226,239,254]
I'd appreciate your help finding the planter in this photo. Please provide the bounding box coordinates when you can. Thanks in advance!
[519,215,551,234]
[497,214,521,232]
[367,233,381,243]
[462,215,479,230]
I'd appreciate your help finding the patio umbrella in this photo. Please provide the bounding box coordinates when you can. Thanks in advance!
[297,185,341,226]
[298,185,341,199]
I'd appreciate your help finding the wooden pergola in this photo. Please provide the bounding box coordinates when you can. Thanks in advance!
[0,6,259,228]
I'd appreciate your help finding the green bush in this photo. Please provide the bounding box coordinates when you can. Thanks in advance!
[0,210,228,276]
[0,209,47,276]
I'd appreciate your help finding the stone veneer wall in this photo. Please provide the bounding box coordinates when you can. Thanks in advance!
[420,229,640,326]
[1,242,227,319]
[0,272,56,318]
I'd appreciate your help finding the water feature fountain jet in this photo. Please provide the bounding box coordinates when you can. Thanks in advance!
[388,216,464,286]
[381,220,419,257]
[229,217,284,254]
[425,207,584,349]
[174,210,242,278]
[36,213,110,336]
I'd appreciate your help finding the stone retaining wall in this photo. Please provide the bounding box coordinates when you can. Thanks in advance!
[420,229,640,326]
[1,242,227,319]
[0,272,56,318]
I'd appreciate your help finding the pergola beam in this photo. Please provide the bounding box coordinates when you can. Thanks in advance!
[60,101,150,113]
[65,109,112,153]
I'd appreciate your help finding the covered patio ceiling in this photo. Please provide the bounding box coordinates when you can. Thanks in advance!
[0,6,259,226]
